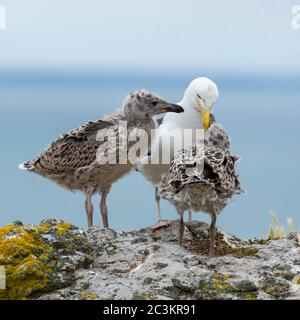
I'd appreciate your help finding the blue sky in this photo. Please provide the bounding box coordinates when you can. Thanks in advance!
[0,0,299,73]
[1,1,300,237]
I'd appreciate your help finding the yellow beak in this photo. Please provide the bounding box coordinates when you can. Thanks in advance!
[201,109,211,130]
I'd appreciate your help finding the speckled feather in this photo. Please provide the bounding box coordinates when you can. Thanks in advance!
[26,119,114,173]
[157,123,243,215]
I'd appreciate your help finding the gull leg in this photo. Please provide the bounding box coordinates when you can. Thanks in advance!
[150,187,171,230]
[188,208,193,222]
[177,208,185,245]
[85,188,94,228]
[99,186,111,229]
[156,190,162,221]
[209,212,217,256]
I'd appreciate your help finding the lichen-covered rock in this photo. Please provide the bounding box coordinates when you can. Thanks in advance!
[1,219,300,300]
[0,219,93,299]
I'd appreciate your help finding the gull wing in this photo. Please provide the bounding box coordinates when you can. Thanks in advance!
[26,119,115,174]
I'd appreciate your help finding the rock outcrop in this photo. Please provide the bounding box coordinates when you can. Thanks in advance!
[1,219,300,300]
[0,219,93,299]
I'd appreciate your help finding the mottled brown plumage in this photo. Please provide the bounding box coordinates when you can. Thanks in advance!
[157,123,244,255]
[20,90,184,228]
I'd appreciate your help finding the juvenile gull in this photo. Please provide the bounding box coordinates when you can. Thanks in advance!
[19,90,183,228]
[156,123,244,255]
[137,77,219,228]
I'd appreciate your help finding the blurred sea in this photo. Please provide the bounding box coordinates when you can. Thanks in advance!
[1,71,299,239]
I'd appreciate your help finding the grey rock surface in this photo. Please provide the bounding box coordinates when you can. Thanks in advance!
[37,220,300,300]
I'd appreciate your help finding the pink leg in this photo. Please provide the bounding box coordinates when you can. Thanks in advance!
[209,212,217,256]
[85,188,94,228]
[99,186,110,229]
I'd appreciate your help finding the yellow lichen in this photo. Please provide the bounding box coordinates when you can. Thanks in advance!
[292,276,300,285]
[79,291,98,300]
[56,222,71,235]
[0,220,92,300]
[0,224,53,300]
[243,292,257,300]
[212,274,230,290]
[231,247,258,257]
[35,222,51,234]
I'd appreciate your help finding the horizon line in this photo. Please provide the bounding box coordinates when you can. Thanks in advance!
[0,68,299,88]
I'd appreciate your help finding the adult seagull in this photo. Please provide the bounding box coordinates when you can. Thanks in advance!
[136,77,219,229]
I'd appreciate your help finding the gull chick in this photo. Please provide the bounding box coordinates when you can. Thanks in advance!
[137,77,219,228]
[19,90,183,228]
[157,123,244,255]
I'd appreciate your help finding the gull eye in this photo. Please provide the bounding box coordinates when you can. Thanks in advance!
[152,101,158,106]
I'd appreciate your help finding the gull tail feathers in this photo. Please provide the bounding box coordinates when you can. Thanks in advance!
[18,161,34,170]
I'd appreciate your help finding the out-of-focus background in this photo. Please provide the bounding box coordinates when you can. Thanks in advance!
[1,0,299,238]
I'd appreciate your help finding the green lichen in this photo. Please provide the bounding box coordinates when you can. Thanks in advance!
[273,270,294,281]
[79,291,98,300]
[248,238,268,245]
[262,278,290,299]
[231,247,258,257]
[242,292,257,300]
[215,232,224,241]
[196,274,232,300]
[212,273,230,290]
[106,245,117,256]
[292,276,300,285]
